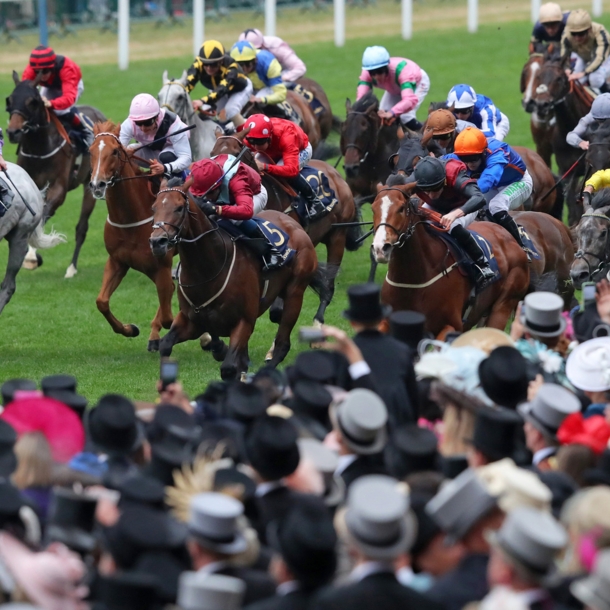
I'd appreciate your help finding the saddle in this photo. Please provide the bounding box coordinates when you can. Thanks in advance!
[286,83,325,118]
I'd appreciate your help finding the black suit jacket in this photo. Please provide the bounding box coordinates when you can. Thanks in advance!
[339,454,388,489]
[353,330,419,427]
[246,589,313,610]
[214,565,276,606]
[310,571,445,610]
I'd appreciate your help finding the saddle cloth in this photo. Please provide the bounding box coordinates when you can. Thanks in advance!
[286,83,325,118]
[293,165,338,221]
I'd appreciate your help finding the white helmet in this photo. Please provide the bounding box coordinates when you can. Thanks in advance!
[539,2,563,23]
[591,93,610,120]
[447,84,477,110]
[362,46,390,71]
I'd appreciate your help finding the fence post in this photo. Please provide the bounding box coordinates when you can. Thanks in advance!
[531,0,540,23]
[402,0,412,40]
[193,0,204,56]
[38,0,48,45]
[593,0,602,17]
[467,0,477,33]
[334,0,345,46]
[118,0,129,70]
[265,0,276,36]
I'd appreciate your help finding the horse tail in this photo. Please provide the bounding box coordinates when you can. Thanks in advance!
[312,141,340,161]
[332,115,343,134]
[28,219,66,250]
[345,202,366,252]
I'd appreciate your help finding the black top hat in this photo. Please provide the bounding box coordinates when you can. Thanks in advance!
[440,455,469,479]
[41,374,88,418]
[292,380,333,414]
[87,394,143,456]
[198,422,242,461]
[385,425,439,479]
[290,351,338,385]
[226,383,268,423]
[151,424,198,468]
[584,448,610,487]
[118,473,166,511]
[410,492,441,559]
[214,466,257,502]
[479,346,529,409]
[1,378,37,406]
[0,420,17,479]
[46,487,98,554]
[245,415,300,481]
[389,311,430,351]
[94,572,159,610]
[343,283,392,323]
[253,366,288,405]
[133,551,188,604]
[467,406,523,461]
[146,404,196,444]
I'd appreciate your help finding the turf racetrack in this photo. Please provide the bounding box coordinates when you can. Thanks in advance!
[1,19,607,400]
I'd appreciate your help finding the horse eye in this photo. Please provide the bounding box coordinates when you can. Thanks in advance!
[112,149,119,156]
[175,205,184,214]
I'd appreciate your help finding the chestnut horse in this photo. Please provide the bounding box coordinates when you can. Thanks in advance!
[210,132,363,324]
[371,182,530,336]
[88,122,175,352]
[149,179,318,380]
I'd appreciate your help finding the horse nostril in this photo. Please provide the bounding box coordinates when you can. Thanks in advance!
[382,243,392,255]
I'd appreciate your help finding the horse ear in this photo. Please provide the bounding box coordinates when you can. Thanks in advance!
[160,177,169,190]
[180,69,188,84]
[183,176,193,192]
[345,98,352,113]
[236,125,252,141]
[162,70,169,84]
[32,71,44,87]
[12,70,20,86]
[376,182,385,192]
[397,125,405,140]
[397,182,417,195]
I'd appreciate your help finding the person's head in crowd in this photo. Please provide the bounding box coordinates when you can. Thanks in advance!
[297,438,344,508]
[224,383,269,425]
[41,374,88,421]
[388,310,430,352]
[343,283,392,332]
[556,444,598,488]
[12,432,53,508]
[477,347,529,410]
[571,548,610,610]
[94,572,160,610]
[0,379,37,407]
[537,470,578,520]
[384,424,439,480]
[288,351,338,386]
[117,472,166,512]
[519,292,568,350]
[291,380,333,437]
[405,470,445,498]
[583,447,610,488]
[566,337,610,406]
[178,572,245,610]
[252,367,287,406]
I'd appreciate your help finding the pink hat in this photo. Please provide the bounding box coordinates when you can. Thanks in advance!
[0,532,88,610]
[238,28,264,48]
[128,93,160,122]
[1,397,84,463]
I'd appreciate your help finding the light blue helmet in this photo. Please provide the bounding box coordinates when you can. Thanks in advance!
[362,46,390,71]
[591,93,610,119]
[447,84,477,110]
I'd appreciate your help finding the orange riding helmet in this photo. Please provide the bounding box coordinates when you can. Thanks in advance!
[454,126,488,155]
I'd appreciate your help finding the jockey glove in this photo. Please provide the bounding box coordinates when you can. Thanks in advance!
[195,198,218,216]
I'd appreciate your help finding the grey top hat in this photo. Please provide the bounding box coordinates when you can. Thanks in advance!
[178,572,245,610]
[297,438,345,508]
[489,506,567,579]
[521,292,567,338]
[345,475,416,560]
[426,468,497,544]
[188,493,248,555]
[331,389,388,455]
[572,549,610,610]
[518,383,580,441]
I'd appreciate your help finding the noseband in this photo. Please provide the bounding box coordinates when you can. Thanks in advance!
[574,211,610,279]
[343,110,378,164]
[159,81,189,115]
[374,187,427,248]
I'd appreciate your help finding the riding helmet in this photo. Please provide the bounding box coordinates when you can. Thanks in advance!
[413,157,446,190]
[362,46,390,71]
[29,45,56,70]
[591,93,610,120]
[198,40,225,64]
[239,28,264,49]
[454,126,488,156]
[566,9,592,33]
[128,93,160,122]
[230,41,258,63]
[245,114,274,140]
[538,2,563,24]
[426,109,456,135]
[447,84,477,110]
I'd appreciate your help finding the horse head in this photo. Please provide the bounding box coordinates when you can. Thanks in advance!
[210,128,257,170]
[6,70,46,144]
[586,119,610,171]
[571,189,610,288]
[530,55,571,119]
[158,70,191,121]
[521,54,544,113]
[89,121,129,199]
[341,92,380,178]
[371,176,418,264]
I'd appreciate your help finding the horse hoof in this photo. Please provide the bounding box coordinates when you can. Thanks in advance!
[22,258,38,270]
[269,308,283,324]
[128,324,140,338]
[212,343,228,362]
[147,339,160,352]
[265,341,275,362]
[64,263,78,278]
[313,318,323,328]
[200,333,213,350]
[220,365,238,380]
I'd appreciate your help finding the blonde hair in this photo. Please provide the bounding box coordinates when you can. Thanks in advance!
[12,432,53,490]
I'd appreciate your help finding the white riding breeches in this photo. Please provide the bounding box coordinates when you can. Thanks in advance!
[422,202,478,231]
[485,170,534,215]
[253,185,268,215]
[494,112,510,141]
[573,55,610,91]
[42,79,84,115]
[276,142,313,170]
[380,69,431,124]
[216,80,253,120]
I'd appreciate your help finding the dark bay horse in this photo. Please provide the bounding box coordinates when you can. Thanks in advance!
[6,71,106,278]
[585,119,610,171]
[88,121,175,352]
[296,76,334,142]
[149,179,318,380]
[371,182,530,336]
[210,132,363,324]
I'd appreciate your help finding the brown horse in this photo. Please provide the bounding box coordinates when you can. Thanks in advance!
[88,121,175,352]
[210,132,363,324]
[6,71,106,278]
[149,179,318,380]
[296,76,334,141]
[371,183,530,336]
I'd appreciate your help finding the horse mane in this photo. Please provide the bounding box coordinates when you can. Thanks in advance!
[592,188,610,210]
[167,177,184,188]
[94,120,120,135]
[353,91,378,112]
[386,173,412,186]
[428,101,448,112]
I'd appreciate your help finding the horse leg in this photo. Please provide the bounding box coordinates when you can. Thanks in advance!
[486,268,529,330]
[147,268,175,352]
[95,257,140,338]
[0,231,29,315]
[269,297,284,324]
[22,245,40,270]
[566,173,582,226]
[269,281,308,367]
[368,246,377,283]
[221,319,254,380]
[65,187,96,278]
[159,311,201,357]
[313,233,343,324]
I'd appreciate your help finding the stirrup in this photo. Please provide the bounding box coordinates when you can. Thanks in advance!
[521,245,532,262]
[263,252,283,270]
[475,264,495,285]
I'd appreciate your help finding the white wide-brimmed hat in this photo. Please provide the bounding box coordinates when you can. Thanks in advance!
[566,337,610,392]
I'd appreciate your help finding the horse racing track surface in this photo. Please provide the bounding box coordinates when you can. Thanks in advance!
[1,18,608,400]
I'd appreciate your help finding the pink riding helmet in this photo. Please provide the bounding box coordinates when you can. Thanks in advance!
[128,93,160,121]
[238,28,264,49]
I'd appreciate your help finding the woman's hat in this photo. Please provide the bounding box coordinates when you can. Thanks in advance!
[566,337,610,392]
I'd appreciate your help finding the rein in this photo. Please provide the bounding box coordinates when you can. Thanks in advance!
[17,108,71,159]
[92,132,155,186]
[342,109,380,164]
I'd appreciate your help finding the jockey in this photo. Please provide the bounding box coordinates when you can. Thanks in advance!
[530,2,569,53]
[21,45,92,154]
[567,93,610,150]
[421,108,475,156]
[356,46,430,131]
[119,94,191,177]
[446,84,510,141]
[185,40,251,128]
[582,168,610,206]
[238,28,306,83]
[413,156,494,287]
[445,127,532,255]
[242,114,325,219]
[561,9,610,94]
[189,156,282,270]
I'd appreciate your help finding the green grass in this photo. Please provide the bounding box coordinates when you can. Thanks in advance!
[0,19,605,400]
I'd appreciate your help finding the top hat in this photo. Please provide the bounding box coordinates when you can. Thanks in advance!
[226,383,268,423]
[188,492,248,555]
[213,466,257,503]
[87,394,143,456]
[41,375,88,418]
[518,384,581,441]
[331,389,388,455]
[385,424,439,479]
[478,346,529,409]
[521,292,567,338]
[566,337,610,392]
[178,572,245,610]
[297,438,344,508]
[388,311,430,351]
[245,415,300,481]
[289,351,338,385]
[0,420,17,479]
[95,572,159,610]
[345,475,416,560]
[146,405,197,444]
[466,407,523,461]
[118,473,166,511]
[343,283,392,323]
[292,380,333,415]
[0,379,37,406]
[410,491,441,558]
[571,549,610,610]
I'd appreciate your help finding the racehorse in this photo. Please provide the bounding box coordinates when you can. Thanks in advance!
[530,54,593,225]
[158,70,222,161]
[149,178,318,380]
[371,181,530,336]
[210,131,364,324]
[6,71,106,278]
[296,76,334,141]
[88,121,175,352]
[0,163,65,315]
[585,119,610,172]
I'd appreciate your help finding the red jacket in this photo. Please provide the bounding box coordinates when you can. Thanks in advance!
[22,55,82,111]
[250,118,309,179]
[216,154,262,221]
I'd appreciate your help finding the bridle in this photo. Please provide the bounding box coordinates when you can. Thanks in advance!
[159,80,190,118]
[574,210,610,279]
[92,132,155,186]
[342,109,379,165]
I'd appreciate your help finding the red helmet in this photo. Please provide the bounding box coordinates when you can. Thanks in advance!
[246,114,274,141]
[29,45,56,70]
[190,158,224,196]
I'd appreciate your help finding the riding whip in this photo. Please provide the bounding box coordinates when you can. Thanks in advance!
[537,150,587,202]
[1,168,35,216]
[131,124,196,153]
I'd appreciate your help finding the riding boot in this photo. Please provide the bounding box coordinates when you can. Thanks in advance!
[239,218,284,270]
[287,172,327,220]
[451,225,496,287]
[62,108,94,154]
[492,210,530,260]
[403,117,423,131]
